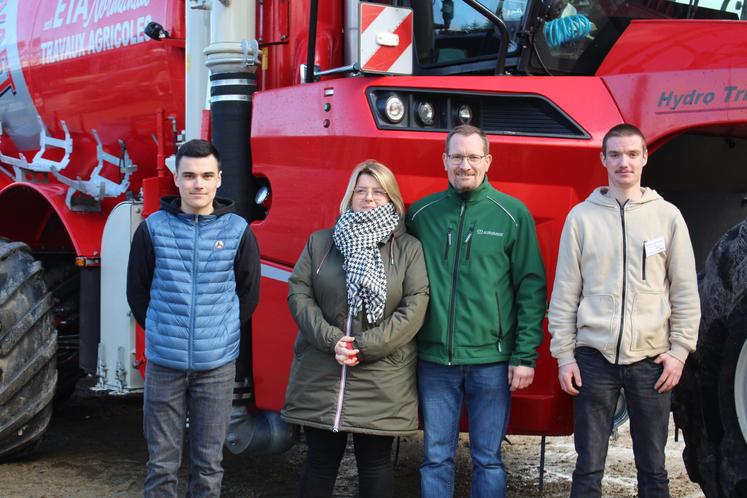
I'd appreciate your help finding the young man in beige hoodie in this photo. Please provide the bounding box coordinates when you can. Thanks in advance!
[548,124,700,498]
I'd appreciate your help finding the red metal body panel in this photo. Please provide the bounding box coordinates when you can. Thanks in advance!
[251,76,620,266]
[17,0,184,172]
[258,0,343,91]
[598,21,747,142]
[251,260,298,411]
[136,323,146,379]
[0,183,107,254]
[1,0,185,255]
[597,21,747,75]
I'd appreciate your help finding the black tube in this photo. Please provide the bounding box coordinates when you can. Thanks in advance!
[210,71,259,221]
[463,0,510,74]
[209,70,258,391]
[305,0,319,83]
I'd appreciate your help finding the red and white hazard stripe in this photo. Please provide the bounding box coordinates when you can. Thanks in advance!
[360,4,413,75]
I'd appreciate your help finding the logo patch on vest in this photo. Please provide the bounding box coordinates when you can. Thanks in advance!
[214,240,225,250]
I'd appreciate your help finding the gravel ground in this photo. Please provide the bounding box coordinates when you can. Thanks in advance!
[0,382,704,498]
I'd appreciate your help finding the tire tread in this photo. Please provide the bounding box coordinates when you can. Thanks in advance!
[0,240,57,461]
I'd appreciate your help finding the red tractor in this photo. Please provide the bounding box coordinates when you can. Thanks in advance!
[0,1,745,495]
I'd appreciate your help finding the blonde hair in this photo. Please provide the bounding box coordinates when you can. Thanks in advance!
[339,160,405,217]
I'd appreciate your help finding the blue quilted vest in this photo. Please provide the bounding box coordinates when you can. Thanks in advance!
[145,208,248,371]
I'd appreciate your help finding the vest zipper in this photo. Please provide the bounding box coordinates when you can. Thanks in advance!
[614,202,628,364]
[447,202,467,365]
[332,301,356,432]
[465,229,473,261]
[189,214,199,371]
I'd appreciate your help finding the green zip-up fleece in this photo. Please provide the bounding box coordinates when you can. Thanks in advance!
[406,179,546,366]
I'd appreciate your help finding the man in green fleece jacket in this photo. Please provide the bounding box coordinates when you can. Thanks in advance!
[548,124,700,497]
[406,124,547,498]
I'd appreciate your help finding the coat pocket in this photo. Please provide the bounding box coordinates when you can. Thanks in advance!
[630,291,671,352]
[383,341,417,366]
[576,294,615,335]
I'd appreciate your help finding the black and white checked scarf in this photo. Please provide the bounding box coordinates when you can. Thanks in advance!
[332,203,400,323]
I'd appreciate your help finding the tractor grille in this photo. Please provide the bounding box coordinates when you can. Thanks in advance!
[367,88,589,139]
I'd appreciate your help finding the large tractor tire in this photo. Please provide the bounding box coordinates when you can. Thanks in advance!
[673,220,747,498]
[0,240,57,461]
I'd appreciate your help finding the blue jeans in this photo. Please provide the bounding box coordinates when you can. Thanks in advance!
[418,360,510,498]
[572,347,671,498]
[143,361,235,498]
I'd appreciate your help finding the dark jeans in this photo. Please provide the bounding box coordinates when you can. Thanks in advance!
[143,361,235,498]
[572,347,671,498]
[298,426,394,498]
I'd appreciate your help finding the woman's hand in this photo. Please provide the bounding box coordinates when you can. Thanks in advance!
[334,337,360,367]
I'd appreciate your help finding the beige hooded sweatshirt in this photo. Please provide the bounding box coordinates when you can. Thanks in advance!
[548,187,700,366]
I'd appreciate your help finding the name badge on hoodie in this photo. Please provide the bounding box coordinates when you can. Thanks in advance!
[645,237,666,256]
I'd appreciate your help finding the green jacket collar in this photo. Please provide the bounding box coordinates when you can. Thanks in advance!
[446,177,493,204]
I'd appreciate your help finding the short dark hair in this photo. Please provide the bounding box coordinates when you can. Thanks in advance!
[175,139,221,171]
[602,124,647,156]
[445,124,489,155]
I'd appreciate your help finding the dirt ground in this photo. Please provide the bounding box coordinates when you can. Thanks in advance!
[0,380,704,498]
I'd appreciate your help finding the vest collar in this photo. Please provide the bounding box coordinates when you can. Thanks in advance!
[160,195,237,219]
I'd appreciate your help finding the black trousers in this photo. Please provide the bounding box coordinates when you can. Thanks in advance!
[299,426,394,498]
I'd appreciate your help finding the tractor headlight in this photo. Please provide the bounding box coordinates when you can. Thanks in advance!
[416,101,436,126]
[457,104,473,124]
[382,95,406,124]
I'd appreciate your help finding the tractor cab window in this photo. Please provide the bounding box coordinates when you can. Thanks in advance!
[528,0,744,75]
[409,0,530,72]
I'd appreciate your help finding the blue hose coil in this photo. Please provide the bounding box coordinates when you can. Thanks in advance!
[544,15,591,48]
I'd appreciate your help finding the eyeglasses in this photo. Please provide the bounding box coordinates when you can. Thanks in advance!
[447,154,486,166]
[353,187,389,200]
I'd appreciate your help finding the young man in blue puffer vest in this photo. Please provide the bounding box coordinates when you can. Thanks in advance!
[127,139,260,497]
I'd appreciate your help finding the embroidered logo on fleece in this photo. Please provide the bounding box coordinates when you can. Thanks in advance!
[476,229,503,237]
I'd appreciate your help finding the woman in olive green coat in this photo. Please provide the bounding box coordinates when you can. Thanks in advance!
[281,160,429,498]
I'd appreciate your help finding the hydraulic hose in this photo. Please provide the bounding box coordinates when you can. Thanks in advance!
[543,15,591,48]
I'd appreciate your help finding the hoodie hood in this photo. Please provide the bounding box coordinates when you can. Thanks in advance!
[586,187,663,209]
[160,195,237,217]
